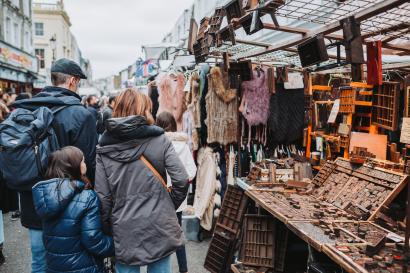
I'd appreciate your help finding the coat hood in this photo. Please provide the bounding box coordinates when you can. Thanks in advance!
[32,179,84,220]
[12,86,82,110]
[97,115,165,162]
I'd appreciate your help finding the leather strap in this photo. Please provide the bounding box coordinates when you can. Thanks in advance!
[140,155,171,192]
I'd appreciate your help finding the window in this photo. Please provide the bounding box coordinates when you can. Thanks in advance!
[35,49,45,69]
[11,0,19,8]
[5,18,11,42]
[24,31,30,51]
[14,23,20,47]
[35,22,44,36]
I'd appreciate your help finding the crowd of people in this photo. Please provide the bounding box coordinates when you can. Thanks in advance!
[0,58,196,273]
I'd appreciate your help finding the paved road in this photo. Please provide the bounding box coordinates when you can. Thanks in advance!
[1,213,210,273]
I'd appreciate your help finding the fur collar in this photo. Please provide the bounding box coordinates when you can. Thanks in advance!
[165,132,188,143]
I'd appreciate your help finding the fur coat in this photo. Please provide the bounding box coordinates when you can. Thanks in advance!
[157,73,186,131]
[206,67,238,145]
[239,69,271,126]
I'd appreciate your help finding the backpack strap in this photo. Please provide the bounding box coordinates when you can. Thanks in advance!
[140,155,171,192]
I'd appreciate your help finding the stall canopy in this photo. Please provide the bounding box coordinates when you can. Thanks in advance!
[205,0,410,71]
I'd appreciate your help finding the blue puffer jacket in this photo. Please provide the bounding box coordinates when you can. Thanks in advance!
[32,179,114,273]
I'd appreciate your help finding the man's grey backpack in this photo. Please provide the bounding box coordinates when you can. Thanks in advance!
[0,98,79,191]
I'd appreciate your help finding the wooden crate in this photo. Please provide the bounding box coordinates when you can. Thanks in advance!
[241,215,275,268]
[224,0,245,23]
[339,87,355,113]
[209,8,225,35]
[197,17,210,40]
[205,231,234,273]
[215,185,248,235]
[372,81,400,131]
[205,185,248,273]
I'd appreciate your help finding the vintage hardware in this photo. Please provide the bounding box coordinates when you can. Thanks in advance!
[241,215,275,268]
[204,231,235,273]
[349,147,376,164]
[187,18,198,54]
[215,185,249,235]
[340,16,365,64]
[311,158,408,221]
[241,10,263,35]
[372,81,400,131]
[297,34,329,68]
[205,185,248,273]
[404,75,410,117]
[208,8,225,36]
[247,190,352,222]
[324,243,410,273]
[224,0,245,24]
[197,17,210,40]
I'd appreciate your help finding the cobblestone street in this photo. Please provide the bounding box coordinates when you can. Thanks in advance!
[1,213,210,273]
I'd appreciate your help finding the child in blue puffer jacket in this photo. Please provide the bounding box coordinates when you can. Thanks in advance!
[32,146,114,273]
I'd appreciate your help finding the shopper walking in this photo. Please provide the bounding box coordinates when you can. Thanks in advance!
[11,58,98,273]
[32,146,114,273]
[95,88,189,273]
[97,95,116,134]
[156,111,197,273]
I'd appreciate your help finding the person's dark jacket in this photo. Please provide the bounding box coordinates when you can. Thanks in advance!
[88,105,103,134]
[32,179,114,273]
[95,115,189,266]
[13,86,98,229]
[96,106,112,134]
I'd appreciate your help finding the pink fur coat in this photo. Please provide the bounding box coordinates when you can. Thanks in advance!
[157,73,186,131]
[239,69,271,126]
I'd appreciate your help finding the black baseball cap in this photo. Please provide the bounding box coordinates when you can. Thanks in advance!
[51,58,87,79]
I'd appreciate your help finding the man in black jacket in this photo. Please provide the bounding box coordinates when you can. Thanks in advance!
[13,58,97,273]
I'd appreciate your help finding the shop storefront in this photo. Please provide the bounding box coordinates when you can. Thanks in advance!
[0,41,40,95]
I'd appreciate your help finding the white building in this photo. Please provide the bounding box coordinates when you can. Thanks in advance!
[0,0,39,93]
[32,0,91,86]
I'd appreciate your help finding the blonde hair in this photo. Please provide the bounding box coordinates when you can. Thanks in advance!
[112,88,154,124]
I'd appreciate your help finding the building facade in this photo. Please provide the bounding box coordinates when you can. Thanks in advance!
[33,0,91,87]
[0,0,38,94]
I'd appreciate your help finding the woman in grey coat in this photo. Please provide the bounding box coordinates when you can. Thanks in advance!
[95,88,189,273]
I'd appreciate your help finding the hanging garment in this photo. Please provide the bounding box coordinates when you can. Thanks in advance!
[187,72,201,129]
[194,147,218,231]
[227,146,235,186]
[148,84,159,120]
[267,67,276,94]
[268,87,305,144]
[366,41,382,86]
[239,69,271,126]
[199,66,210,146]
[182,110,194,151]
[157,73,186,131]
[276,66,289,83]
[206,67,238,145]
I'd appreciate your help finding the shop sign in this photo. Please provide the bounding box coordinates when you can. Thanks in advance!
[0,41,37,73]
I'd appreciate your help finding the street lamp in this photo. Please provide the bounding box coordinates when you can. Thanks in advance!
[50,34,57,63]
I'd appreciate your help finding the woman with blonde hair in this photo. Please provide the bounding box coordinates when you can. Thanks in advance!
[95,88,189,273]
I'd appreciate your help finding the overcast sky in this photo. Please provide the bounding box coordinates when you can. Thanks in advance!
[64,0,193,79]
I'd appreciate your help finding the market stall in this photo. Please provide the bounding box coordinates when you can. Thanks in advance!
[155,0,410,272]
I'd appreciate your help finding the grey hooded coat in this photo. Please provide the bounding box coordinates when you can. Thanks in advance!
[95,115,189,266]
